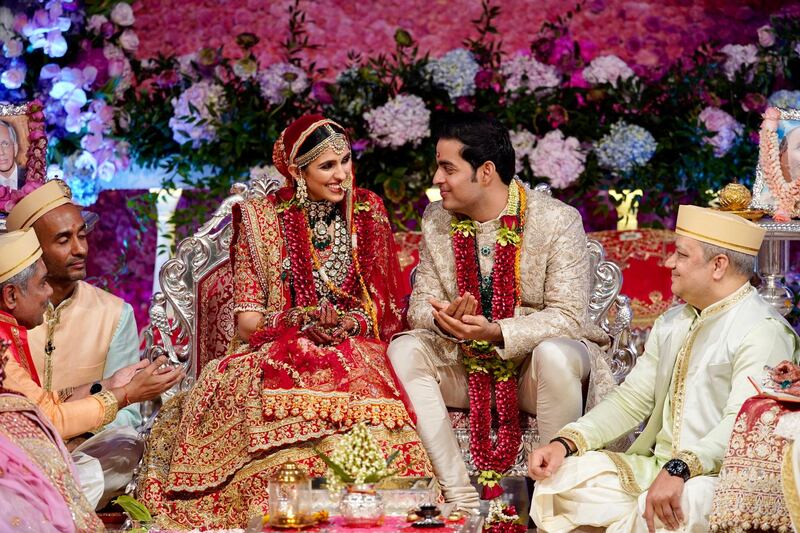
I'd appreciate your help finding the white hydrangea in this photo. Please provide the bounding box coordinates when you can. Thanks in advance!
[509,128,537,174]
[363,94,430,148]
[582,55,635,88]
[425,48,480,100]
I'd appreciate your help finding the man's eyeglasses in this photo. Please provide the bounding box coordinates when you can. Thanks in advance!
[0,141,14,151]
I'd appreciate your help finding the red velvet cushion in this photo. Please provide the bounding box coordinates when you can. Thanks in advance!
[587,229,676,330]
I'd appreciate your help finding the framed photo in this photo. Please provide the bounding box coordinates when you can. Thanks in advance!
[0,100,47,214]
[751,107,800,218]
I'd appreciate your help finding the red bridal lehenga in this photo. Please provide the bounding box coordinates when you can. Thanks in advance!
[137,123,433,527]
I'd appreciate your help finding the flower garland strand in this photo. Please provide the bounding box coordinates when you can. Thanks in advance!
[451,180,526,501]
[279,194,380,338]
[759,108,800,222]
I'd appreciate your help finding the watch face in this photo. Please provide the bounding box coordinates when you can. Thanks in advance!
[665,459,689,480]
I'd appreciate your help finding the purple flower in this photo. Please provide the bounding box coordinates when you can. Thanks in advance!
[258,62,308,105]
[0,67,25,90]
[351,139,369,153]
[698,107,743,157]
[169,80,226,147]
[501,54,560,94]
[311,81,333,105]
[719,44,758,81]
[2,38,23,58]
[757,25,775,48]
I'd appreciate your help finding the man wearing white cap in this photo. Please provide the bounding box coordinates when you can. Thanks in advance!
[0,228,184,509]
[7,180,142,432]
[529,205,800,532]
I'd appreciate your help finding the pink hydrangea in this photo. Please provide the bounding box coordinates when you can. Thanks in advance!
[529,129,586,189]
[719,44,758,81]
[169,80,225,146]
[698,106,743,157]
[582,55,635,88]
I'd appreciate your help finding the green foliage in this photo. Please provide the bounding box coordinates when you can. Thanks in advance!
[113,0,800,232]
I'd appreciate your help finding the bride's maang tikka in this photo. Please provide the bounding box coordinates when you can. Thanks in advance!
[292,122,348,168]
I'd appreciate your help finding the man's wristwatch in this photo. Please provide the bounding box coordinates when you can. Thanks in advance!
[89,381,103,395]
[663,458,690,482]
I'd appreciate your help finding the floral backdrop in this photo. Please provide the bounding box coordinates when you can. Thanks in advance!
[1,0,800,328]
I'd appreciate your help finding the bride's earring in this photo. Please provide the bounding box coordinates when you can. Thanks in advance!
[295,173,308,206]
[342,171,353,190]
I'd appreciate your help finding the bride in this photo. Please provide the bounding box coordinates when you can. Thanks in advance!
[138,115,432,528]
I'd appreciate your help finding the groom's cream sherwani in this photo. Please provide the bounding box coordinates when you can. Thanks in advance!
[388,183,614,507]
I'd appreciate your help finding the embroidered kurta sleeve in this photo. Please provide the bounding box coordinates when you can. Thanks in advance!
[102,304,142,429]
[558,316,664,453]
[495,209,594,360]
[4,358,106,439]
[676,319,798,477]
[406,229,445,332]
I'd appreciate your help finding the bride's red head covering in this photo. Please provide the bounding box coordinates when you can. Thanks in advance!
[272,114,350,181]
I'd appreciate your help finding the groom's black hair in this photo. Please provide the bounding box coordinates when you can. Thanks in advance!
[433,112,516,185]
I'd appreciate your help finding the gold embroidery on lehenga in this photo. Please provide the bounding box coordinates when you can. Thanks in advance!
[782,442,800,530]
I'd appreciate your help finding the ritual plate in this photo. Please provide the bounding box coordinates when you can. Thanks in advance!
[749,376,800,403]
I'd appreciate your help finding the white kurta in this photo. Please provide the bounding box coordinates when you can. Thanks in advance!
[533,283,800,532]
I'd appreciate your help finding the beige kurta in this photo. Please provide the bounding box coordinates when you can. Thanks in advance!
[533,283,800,532]
[27,281,141,429]
[402,185,615,406]
[28,281,123,391]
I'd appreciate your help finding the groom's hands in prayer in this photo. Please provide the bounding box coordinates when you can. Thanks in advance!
[430,293,503,343]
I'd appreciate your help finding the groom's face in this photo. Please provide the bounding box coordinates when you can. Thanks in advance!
[432,138,482,215]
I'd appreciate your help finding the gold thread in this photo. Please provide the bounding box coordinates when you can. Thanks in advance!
[783,442,800,530]
[601,450,644,496]
[670,284,752,451]
[41,295,76,391]
[92,389,118,430]
[674,226,760,254]
[675,449,704,478]
[556,427,590,456]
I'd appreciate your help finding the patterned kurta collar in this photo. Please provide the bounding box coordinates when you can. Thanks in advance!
[684,281,754,321]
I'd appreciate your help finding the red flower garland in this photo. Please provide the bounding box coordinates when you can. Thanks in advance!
[451,182,526,500]
[278,194,377,329]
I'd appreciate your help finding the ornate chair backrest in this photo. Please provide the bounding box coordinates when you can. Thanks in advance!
[141,177,281,388]
[531,183,637,382]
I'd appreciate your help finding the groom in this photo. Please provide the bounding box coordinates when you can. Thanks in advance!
[388,112,612,511]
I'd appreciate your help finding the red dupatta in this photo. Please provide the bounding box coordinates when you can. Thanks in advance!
[0,310,40,386]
